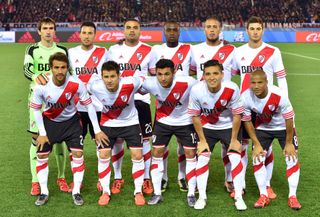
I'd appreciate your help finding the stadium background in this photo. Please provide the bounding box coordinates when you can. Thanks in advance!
[0,0,320,216]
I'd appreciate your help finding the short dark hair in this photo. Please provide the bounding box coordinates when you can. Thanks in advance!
[155,59,175,73]
[101,61,120,75]
[247,16,264,29]
[49,52,69,68]
[124,18,140,26]
[205,16,222,27]
[38,17,56,31]
[80,21,96,33]
[203,59,224,72]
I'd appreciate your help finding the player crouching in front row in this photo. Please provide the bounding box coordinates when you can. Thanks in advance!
[242,70,301,210]
[88,61,146,206]
[30,52,109,206]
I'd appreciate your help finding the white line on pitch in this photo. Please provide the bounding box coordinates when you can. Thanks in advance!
[282,51,320,61]
[288,73,320,76]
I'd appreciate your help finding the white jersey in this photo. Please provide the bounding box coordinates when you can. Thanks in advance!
[88,77,142,127]
[141,76,196,126]
[69,45,107,112]
[190,42,235,81]
[107,41,152,104]
[188,81,243,130]
[241,85,294,131]
[149,43,191,76]
[30,75,92,122]
[232,42,286,94]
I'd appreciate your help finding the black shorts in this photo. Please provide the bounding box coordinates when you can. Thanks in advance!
[78,111,101,139]
[152,121,197,149]
[256,129,299,151]
[135,100,152,139]
[37,114,83,155]
[100,124,143,150]
[203,128,235,152]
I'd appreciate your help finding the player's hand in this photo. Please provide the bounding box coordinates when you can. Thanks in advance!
[197,140,210,155]
[95,131,110,149]
[252,144,265,164]
[36,135,50,151]
[283,143,297,162]
[35,73,49,85]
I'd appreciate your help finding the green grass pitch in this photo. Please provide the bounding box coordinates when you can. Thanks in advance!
[0,42,319,217]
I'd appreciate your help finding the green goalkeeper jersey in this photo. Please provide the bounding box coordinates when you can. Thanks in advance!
[23,42,68,89]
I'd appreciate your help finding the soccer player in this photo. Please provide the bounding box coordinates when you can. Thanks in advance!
[149,21,192,192]
[140,59,197,207]
[190,16,236,194]
[68,22,107,191]
[88,61,146,206]
[107,18,153,195]
[23,17,69,195]
[188,60,247,210]
[241,70,301,210]
[232,16,289,199]
[30,52,108,206]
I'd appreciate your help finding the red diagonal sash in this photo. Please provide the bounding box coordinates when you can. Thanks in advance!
[255,93,281,128]
[121,44,151,77]
[156,82,188,121]
[171,44,190,65]
[78,47,106,83]
[241,46,275,93]
[44,81,79,120]
[100,83,134,125]
[211,45,235,64]
[201,87,234,125]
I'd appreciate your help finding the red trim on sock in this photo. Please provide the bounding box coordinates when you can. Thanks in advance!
[36,162,48,173]
[99,166,111,179]
[195,164,209,176]
[112,149,124,162]
[132,169,144,180]
[186,169,196,181]
[253,162,264,173]
[72,163,85,174]
[286,162,300,178]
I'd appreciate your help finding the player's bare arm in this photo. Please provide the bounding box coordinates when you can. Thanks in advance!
[284,118,296,161]
[243,121,265,163]
[192,116,209,154]
[229,114,242,152]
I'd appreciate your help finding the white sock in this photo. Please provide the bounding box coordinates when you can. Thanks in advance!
[112,139,124,179]
[241,141,249,189]
[253,155,267,196]
[98,157,111,195]
[132,158,145,195]
[196,152,211,199]
[36,157,49,195]
[265,145,274,187]
[286,157,300,197]
[71,156,85,195]
[177,143,186,180]
[150,157,164,195]
[143,139,151,179]
[228,152,243,198]
[186,157,197,196]
[162,149,169,181]
[221,144,232,182]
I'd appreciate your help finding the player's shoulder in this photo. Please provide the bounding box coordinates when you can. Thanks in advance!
[93,45,108,51]
[175,75,196,83]
[55,43,68,54]
[269,85,283,96]
[223,80,239,90]
[139,41,152,48]
[68,45,81,53]
[25,43,40,56]
[192,42,206,49]
[109,43,121,51]
[191,80,205,92]
[235,43,249,52]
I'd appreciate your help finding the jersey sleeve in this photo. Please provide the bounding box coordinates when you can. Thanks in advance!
[272,48,286,78]
[148,46,157,75]
[231,50,240,76]
[240,94,251,121]
[280,95,294,119]
[29,86,43,110]
[77,81,92,106]
[140,77,152,94]
[228,85,244,115]
[23,44,36,81]
[133,76,144,93]
[189,46,197,72]
[188,86,201,116]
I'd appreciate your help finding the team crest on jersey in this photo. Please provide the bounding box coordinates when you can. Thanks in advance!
[219,52,225,60]
[136,53,143,61]
[121,95,128,102]
[173,92,180,100]
[268,104,275,111]
[178,53,183,61]
[92,56,99,64]
[259,55,265,63]
[65,92,72,100]
[220,99,227,106]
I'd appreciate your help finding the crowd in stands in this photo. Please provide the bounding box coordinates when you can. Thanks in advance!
[0,0,319,25]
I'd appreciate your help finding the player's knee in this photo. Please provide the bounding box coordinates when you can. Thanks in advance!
[99,149,111,159]
[130,149,143,160]
[71,150,83,158]
[229,143,242,153]
[37,153,49,159]
[184,148,196,158]
[152,147,165,157]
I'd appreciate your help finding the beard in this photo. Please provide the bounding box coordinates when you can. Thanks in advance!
[207,36,220,44]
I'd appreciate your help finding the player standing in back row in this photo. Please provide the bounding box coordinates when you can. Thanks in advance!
[107,18,153,195]
[23,17,70,196]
